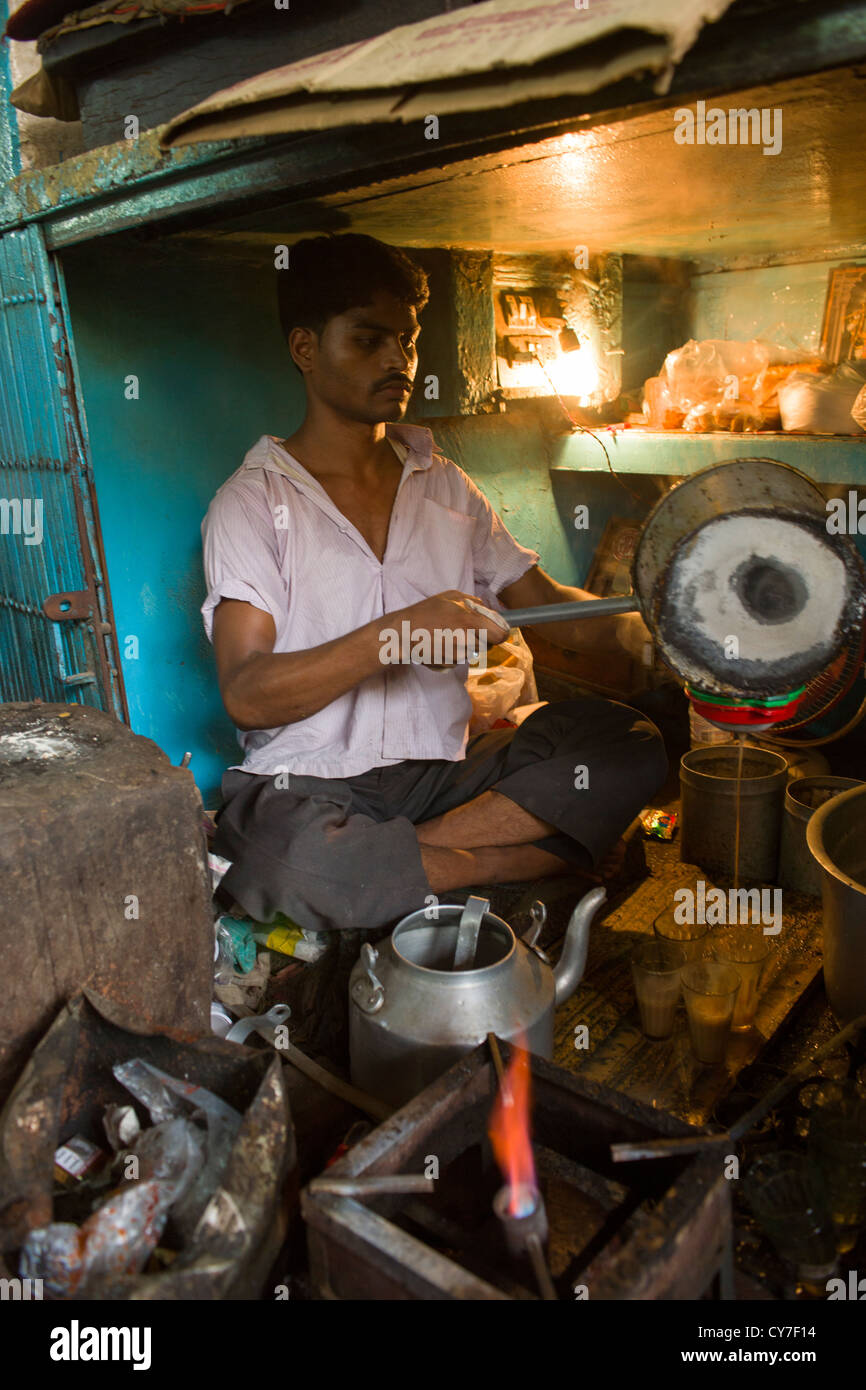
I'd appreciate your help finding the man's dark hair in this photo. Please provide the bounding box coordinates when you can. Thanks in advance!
[277,233,429,346]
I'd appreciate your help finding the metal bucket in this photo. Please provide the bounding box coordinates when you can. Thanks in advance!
[779,776,863,895]
[680,744,788,882]
[806,782,866,1023]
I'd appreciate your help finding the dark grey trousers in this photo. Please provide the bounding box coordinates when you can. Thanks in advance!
[212,695,667,933]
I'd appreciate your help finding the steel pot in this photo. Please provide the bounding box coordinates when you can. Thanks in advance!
[779,776,863,896]
[349,888,605,1107]
[806,782,866,1023]
[679,743,788,882]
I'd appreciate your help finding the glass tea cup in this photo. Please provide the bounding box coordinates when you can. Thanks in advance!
[807,1081,866,1254]
[743,1151,838,1292]
[653,907,710,963]
[680,960,741,1064]
[630,938,685,1040]
[711,925,771,1029]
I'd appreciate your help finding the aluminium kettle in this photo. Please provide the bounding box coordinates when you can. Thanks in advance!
[348,887,605,1108]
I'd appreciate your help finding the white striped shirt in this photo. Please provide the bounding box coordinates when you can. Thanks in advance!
[200,423,538,778]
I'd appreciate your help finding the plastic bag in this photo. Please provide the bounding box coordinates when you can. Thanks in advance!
[116,1060,242,1242]
[779,361,866,434]
[18,1222,83,1300]
[115,1058,242,1129]
[133,1118,205,1209]
[468,663,525,731]
[643,338,822,430]
[112,1058,184,1124]
[214,917,237,985]
[218,915,257,974]
[19,1063,244,1296]
[682,399,765,433]
[641,373,679,429]
[20,1180,168,1298]
[662,338,772,411]
[207,852,232,896]
[467,630,537,732]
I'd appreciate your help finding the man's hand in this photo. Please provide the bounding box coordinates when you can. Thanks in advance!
[391,590,511,667]
[611,610,654,667]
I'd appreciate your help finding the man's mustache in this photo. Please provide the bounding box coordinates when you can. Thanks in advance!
[373,374,414,392]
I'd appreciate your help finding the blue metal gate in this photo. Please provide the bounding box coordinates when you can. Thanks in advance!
[0,223,125,717]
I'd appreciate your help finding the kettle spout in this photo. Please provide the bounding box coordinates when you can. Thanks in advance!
[554,885,606,1006]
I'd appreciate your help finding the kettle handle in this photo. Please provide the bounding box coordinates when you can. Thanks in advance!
[352,943,385,1014]
[452,896,488,971]
[522,899,551,964]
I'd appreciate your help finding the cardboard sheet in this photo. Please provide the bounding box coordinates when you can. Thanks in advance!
[160,0,735,149]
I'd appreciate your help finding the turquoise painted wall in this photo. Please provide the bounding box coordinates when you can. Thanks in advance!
[429,413,658,587]
[691,257,866,353]
[427,413,579,585]
[62,240,305,806]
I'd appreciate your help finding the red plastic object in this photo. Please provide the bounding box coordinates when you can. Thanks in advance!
[687,691,806,729]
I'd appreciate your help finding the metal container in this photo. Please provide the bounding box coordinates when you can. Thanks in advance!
[806,783,866,1023]
[680,744,788,882]
[779,776,863,895]
[632,458,866,698]
[349,888,605,1107]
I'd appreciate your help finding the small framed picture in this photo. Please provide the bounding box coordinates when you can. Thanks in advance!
[584,519,642,597]
[820,265,866,365]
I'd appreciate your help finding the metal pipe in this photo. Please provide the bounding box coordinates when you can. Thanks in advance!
[501,595,640,627]
[526,1233,558,1302]
[278,1038,393,1122]
[309,1174,436,1197]
[611,1010,866,1163]
[487,1032,507,1088]
[611,1133,731,1162]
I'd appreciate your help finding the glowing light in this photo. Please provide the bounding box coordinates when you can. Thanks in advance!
[499,343,600,403]
[548,345,600,399]
[488,1040,536,1217]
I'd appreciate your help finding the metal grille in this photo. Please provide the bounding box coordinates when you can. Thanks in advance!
[763,627,866,747]
[0,224,123,715]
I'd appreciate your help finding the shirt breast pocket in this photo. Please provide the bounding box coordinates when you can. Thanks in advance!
[409,498,478,595]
